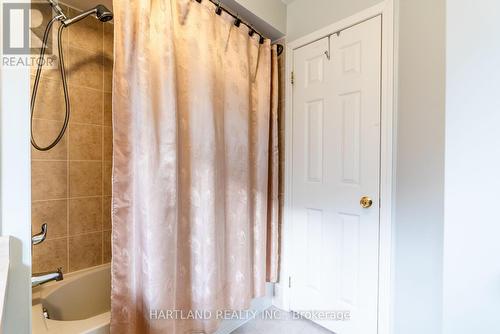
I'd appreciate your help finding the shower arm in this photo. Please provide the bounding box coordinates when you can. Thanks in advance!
[46,0,67,20]
[62,8,98,26]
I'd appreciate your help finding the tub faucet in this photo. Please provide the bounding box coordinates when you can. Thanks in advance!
[32,268,63,287]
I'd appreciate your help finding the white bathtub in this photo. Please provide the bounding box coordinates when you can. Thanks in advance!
[32,264,111,334]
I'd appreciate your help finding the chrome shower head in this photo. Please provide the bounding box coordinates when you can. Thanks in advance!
[62,4,113,27]
[95,5,113,22]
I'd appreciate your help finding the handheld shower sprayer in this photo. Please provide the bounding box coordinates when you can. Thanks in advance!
[31,2,113,151]
[62,5,113,26]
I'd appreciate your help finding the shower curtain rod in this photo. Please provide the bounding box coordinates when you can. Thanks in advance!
[195,0,284,56]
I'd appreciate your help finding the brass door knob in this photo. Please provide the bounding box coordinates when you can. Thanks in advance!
[360,196,373,209]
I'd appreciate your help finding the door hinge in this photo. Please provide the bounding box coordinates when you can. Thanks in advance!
[291,71,295,85]
[288,276,292,288]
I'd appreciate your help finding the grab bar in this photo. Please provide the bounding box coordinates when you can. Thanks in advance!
[32,223,47,245]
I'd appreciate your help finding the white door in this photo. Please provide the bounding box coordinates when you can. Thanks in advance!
[290,16,382,334]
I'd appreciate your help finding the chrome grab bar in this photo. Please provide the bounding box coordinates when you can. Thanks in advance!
[32,223,47,245]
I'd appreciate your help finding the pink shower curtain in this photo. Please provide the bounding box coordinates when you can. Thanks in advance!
[110,0,279,333]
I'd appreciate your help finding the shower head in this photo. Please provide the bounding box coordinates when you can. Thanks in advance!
[62,4,113,27]
[95,5,113,22]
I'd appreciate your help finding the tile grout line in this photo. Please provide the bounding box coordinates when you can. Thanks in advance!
[33,159,112,163]
[32,118,112,128]
[66,85,70,272]
[29,73,107,93]
[32,195,109,203]
[45,229,107,242]
[101,24,105,265]
[66,21,71,270]
[32,117,113,128]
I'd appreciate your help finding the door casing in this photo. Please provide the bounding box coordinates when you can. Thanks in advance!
[275,2,395,334]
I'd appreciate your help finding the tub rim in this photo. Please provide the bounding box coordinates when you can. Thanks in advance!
[32,263,111,334]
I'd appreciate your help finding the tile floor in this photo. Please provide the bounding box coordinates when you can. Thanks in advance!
[231,307,333,334]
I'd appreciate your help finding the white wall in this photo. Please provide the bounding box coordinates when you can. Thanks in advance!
[393,0,445,333]
[443,1,500,333]
[0,0,32,332]
[286,0,383,41]
[233,0,286,34]
[220,0,286,41]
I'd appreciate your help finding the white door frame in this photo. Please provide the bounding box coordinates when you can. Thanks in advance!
[275,2,395,333]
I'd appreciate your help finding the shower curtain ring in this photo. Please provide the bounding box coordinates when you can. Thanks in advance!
[234,16,241,27]
[215,2,222,15]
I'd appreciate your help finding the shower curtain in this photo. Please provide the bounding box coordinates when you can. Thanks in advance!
[111,0,280,333]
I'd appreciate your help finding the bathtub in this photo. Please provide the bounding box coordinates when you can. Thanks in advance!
[32,264,111,334]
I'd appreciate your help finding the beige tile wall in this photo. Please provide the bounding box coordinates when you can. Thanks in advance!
[31,4,113,274]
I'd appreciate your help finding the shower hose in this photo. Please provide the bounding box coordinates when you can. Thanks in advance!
[31,16,70,151]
